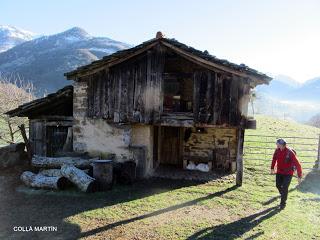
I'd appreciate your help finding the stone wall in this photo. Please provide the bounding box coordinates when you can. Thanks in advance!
[73,81,154,176]
[73,81,130,159]
[183,127,238,172]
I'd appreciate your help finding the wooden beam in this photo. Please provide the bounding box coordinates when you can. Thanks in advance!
[19,124,33,164]
[236,128,245,186]
[66,42,159,80]
[161,41,267,84]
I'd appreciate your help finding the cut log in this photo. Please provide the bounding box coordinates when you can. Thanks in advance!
[61,164,96,193]
[39,168,90,177]
[20,171,68,190]
[32,155,99,169]
[39,169,63,177]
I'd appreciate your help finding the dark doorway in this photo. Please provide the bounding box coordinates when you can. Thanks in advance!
[160,127,183,166]
[46,126,69,157]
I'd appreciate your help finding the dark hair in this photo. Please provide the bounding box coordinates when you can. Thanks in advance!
[276,138,287,145]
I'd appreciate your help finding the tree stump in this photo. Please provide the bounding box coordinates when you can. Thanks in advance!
[61,164,96,193]
[20,171,68,190]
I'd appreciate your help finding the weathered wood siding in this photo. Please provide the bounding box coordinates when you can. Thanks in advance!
[193,71,247,126]
[87,44,165,124]
[85,44,250,126]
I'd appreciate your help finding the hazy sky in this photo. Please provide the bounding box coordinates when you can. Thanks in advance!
[1,0,320,82]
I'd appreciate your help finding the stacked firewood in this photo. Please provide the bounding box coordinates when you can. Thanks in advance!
[20,155,99,193]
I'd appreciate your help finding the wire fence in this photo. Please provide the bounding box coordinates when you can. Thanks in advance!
[244,134,320,172]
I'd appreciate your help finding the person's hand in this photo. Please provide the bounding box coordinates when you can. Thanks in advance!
[270,169,275,175]
[298,177,302,184]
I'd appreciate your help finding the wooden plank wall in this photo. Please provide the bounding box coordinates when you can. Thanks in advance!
[87,44,165,124]
[29,120,46,156]
[86,44,248,126]
[193,71,245,126]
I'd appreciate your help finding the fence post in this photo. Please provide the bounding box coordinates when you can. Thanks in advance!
[317,134,320,170]
[236,128,245,186]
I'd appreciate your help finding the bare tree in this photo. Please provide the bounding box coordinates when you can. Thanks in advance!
[0,73,35,144]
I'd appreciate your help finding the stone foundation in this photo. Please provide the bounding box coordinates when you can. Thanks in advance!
[183,127,238,172]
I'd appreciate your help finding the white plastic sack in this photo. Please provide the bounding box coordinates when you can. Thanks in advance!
[186,161,196,170]
[196,163,209,172]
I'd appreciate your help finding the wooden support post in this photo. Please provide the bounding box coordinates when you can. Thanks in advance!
[236,128,245,186]
[19,124,32,165]
[183,159,188,169]
[317,134,320,170]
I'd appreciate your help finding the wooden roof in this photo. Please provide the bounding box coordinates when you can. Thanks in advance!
[6,85,73,117]
[65,37,272,84]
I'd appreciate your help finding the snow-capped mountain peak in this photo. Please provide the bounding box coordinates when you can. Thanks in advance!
[0,25,35,52]
[54,27,92,42]
[0,26,131,95]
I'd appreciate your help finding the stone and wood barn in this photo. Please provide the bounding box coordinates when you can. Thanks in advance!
[7,33,271,185]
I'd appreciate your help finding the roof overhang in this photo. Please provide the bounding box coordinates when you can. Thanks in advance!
[65,38,272,85]
[6,85,73,117]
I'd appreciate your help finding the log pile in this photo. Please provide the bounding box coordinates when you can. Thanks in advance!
[21,166,96,192]
[20,156,135,193]
[21,156,100,192]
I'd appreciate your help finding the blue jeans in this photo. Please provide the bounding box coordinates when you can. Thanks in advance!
[276,173,292,206]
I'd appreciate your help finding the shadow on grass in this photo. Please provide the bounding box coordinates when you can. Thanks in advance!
[187,206,280,240]
[262,186,297,206]
[0,169,205,240]
[79,185,238,238]
[297,170,320,195]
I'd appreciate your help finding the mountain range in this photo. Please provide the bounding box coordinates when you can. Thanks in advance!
[0,26,130,94]
[255,75,320,121]
[257,74,320,102]
[0,25,319,121]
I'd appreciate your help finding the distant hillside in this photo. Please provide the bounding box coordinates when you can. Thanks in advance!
[0,27,131,95]
[0,25,35,53]
[288,77,320,101]
[254,75,320,122]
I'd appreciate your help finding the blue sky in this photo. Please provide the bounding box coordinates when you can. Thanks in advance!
[1,0,320,82]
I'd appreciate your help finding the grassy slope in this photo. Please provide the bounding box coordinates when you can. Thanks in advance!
[245,115,320,170]
[1,115,319,240]
[0,118,26,147]
[64,115,320,239]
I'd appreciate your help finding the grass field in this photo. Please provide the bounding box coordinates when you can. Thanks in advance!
[0,115,320,240]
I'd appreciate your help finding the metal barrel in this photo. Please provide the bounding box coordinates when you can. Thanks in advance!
[92,160,113,191]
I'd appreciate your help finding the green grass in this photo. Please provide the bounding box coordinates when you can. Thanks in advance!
[62,115,320,239]
[0,118,9,146]
[0,117,27,146]
[2,114,320,240]
[244,115,320,171]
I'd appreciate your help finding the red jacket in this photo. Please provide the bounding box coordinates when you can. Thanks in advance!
[271,147,302,178]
